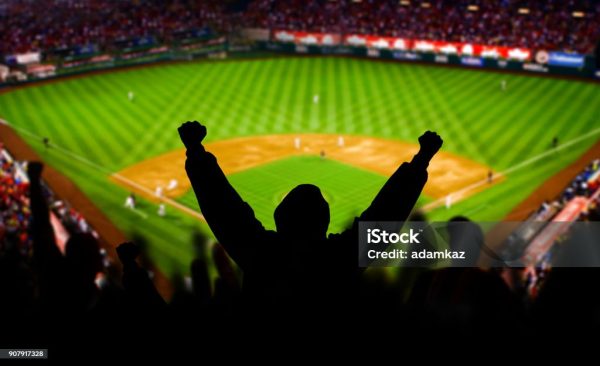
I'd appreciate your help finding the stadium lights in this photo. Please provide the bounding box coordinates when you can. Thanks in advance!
[518,8,530,14]
[467,5,479,11]
[572,11,585,18]
[421,2,431,8]
[400,0,410,5]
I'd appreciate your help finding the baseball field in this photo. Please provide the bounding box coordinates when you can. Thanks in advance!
[0,56,598,276]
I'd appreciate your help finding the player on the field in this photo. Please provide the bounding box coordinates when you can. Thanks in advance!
[124,193,136,209]
[488,170,493,184]
[313,94,319,104]
[167,179,178,191]
[128,91,135,102]
[158,204,166,217]
[338,136,345,148]
[500,80,507,91]
[178,121,442,307]
[43,137,50,149]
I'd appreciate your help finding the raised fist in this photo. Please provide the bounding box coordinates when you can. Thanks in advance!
[178,121,207,150]
[117,242,140,265]
[27,161,44,181]
[418,131,443,158]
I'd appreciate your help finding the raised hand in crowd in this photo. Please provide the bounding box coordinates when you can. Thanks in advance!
[117,242,166,310]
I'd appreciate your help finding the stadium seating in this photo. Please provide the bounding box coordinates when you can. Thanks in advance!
[1,0,598,56]
[502,159,600,297]
[0,0,230,55]
[243,0,599,54]
[0,144,29,252]
[0,143,98,254]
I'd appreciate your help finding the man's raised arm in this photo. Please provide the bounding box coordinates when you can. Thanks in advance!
[27,162,62,268]
[360,131,443,222]
[179,121,265,269]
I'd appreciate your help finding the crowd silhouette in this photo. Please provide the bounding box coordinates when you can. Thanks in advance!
[1,121,599,356]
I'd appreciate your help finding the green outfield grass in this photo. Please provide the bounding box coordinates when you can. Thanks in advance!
[178,155,431,234]
[0,57,598,276]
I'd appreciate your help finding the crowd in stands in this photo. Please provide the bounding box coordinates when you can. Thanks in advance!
[521,159,600,298]
[0,145,245,351]
[0,144,98,256]
[0,143,29,253]
[530,159,600,222]
[0,0,230,56]
[1,0,599,58]
[243,0,600,54]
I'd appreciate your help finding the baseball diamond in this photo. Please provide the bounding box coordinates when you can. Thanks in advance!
[0,57,598,276]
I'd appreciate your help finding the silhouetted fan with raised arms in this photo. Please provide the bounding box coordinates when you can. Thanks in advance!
[178,121,442,311]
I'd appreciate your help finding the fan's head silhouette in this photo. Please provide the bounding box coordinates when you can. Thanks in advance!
[274,184,330,240]
[65,233,103,283]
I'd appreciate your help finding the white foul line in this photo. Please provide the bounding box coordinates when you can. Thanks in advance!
[1,119,204,221]
[3,119,599,218]
[422,127,600,211]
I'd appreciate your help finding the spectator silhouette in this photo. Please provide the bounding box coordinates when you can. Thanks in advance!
[178,121,442,311]
[408,216,522,332]
[116,241,166,311]
[212,242,241,308]
[190,231,212,305]
[447,216,485,267]
[28,162,107,314]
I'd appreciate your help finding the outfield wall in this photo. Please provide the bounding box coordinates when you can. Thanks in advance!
[258,41,599,80]
[1,34,598,88]
[0,37,229,87]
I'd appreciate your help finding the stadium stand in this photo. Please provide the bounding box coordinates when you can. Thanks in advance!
[1,0,598,56]
[242,0,600,54]
[493,158,600,298]
[0,143,99,254]
[0,143,29,252]
[0,0,230,55]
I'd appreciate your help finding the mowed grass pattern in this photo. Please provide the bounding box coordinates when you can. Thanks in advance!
[178,156,431,234]
[0,57,598,275]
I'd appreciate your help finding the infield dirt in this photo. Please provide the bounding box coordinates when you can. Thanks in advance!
[111,134,500,212]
